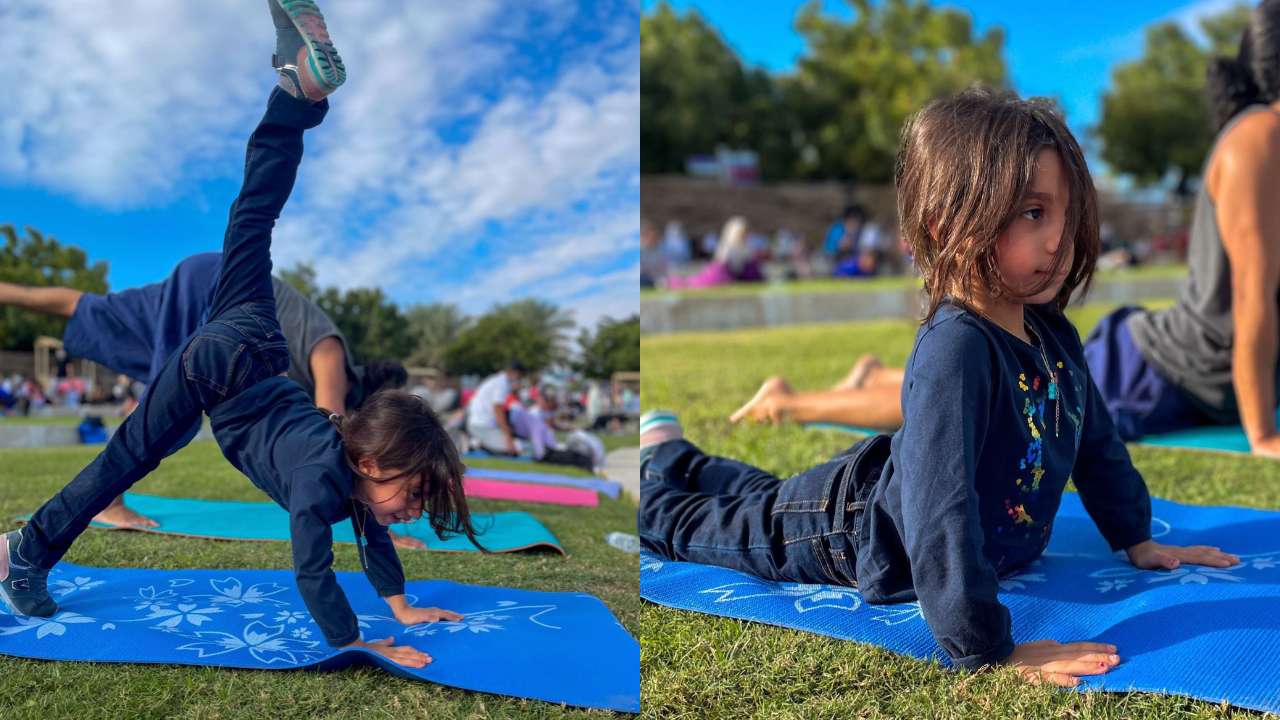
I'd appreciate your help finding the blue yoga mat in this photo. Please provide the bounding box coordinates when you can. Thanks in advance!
[466,449,534,463]
[469,468,622,499]
[0,562,638,711]
[804,420,1261,454]
[21,493,563,554]
[641,492,1280,714]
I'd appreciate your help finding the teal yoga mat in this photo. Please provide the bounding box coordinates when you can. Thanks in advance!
[804,421,1259,455]
[21,493,563,554]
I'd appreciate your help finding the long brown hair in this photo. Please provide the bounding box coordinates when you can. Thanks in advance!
[895,86,1099,323]
[325,390,486,550]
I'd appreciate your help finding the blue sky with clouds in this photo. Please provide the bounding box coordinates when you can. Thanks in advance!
[643,0,1245,181]
[0,0,639,328]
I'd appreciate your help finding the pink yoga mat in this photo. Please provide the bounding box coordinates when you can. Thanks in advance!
[463,476,599,507]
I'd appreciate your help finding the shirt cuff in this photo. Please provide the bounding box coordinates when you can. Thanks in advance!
[950,637,1016,671]
[375,581,406,598]
[1103,524,1152,553]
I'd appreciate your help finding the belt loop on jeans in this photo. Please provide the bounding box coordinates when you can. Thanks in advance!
[830,459,856,535]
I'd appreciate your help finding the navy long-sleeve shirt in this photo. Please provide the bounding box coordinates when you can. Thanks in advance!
[855,301,1152,670]
[208,376,405,647]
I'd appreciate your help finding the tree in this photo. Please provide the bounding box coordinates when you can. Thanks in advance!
[405,302,471,370]
[787,0,1006,181]
[0,224,109,351]
[278,262,319,300]
[1096,5,1250,194]
[314,287,413,364]
[576,315,640,380]
[641,2,760,174]
[488,299,576,366]
[443,313,553,377]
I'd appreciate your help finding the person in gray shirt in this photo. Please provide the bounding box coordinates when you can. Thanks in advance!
[0,251,412,534]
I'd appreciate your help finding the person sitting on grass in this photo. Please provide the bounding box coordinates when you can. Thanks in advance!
[662,217,764,290]
[465,362,526,456]
[640,88,1239,687]
[0,1,478,669]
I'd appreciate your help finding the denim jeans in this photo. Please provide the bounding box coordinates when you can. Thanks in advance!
[638,435,889,586]
[21,88,326,570]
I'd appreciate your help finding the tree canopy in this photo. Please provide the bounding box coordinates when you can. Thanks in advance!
[0,225,109,352]
[1095,4,1250,194]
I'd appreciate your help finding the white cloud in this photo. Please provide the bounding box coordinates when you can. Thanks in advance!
[0,0,639,329]
[0,1,265,205]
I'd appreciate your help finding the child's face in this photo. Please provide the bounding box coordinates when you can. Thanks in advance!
[355,460,425,526]
[995,148,1073,304]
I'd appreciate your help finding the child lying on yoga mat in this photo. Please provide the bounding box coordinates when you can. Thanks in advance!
[0,0,477,669]
[639,87,1240,688]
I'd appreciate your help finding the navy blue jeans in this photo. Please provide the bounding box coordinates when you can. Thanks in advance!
[639,436,888,586]
[21,88,327,570]
[1083,305,1209,440]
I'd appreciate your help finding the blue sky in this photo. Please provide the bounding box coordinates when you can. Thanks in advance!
[643,0,1244,181]
[0,1,639,328]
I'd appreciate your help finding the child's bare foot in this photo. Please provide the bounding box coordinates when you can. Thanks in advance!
[833,354,882,391]
[92,496,159,529]
[729,376,793,424]
[270,0,345,102]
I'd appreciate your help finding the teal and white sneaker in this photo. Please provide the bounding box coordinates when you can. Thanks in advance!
[640,410,684,450]
[269,0,345,101]
[0,530,57,617]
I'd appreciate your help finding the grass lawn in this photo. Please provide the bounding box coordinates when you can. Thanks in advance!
[640,263,1190,300]
[0,442,638,719]
[640,299,1280,719]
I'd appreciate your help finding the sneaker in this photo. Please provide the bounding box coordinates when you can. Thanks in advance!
[0,530,57,617]
[639,410,683,449]
[269,0,345,101]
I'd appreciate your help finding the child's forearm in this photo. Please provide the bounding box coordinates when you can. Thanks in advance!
[383,593,410,615]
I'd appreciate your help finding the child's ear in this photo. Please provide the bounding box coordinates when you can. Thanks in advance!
[356,456,379,478]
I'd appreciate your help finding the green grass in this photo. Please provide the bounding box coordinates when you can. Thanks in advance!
[641,263,1190,299]
[640,299,1278,719]
[0,441,637,720]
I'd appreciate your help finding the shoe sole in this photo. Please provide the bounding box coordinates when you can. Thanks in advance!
[273,0,345,90]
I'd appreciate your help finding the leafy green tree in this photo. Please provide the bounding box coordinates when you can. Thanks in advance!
[1096,5,1250,194]
[641,2,758,174]
[488,299,576,366]
[405,302,471,370]
[787,0,1006,181]
[444,313,553,377]
[278,262,319,300]
[576,315,640,380]
[314,287,413,364]
[0,224,108,351]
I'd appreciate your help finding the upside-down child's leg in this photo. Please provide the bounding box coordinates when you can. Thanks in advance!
[204,89,326,325]
[1,349,206,616]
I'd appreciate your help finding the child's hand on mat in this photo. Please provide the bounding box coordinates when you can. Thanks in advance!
[346,637,432,668]
[1125,539,1239,570]
[1005,640,1120,687]
[390,532,426,549]
[394,606,465,625]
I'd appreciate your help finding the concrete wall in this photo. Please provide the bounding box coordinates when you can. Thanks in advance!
[641,275,1184,335]
[0,421,214,449]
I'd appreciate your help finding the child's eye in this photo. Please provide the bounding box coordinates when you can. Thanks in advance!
[1021,207,1044,221]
